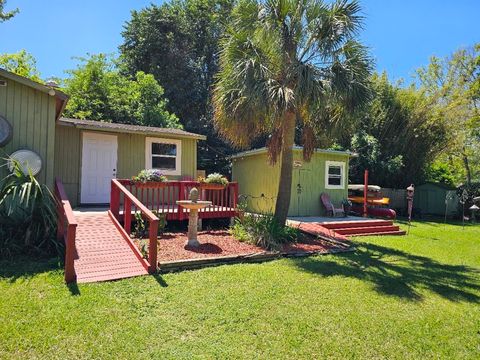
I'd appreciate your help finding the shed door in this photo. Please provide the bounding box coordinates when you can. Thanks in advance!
[81,132,118,204]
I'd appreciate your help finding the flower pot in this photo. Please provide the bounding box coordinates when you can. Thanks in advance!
[132,181,168,188]
[199,183,227,190]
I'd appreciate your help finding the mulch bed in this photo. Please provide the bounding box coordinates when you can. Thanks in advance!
[156,230,350,263]
[158,230,264,262]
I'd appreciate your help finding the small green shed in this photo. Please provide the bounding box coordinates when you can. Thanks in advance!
[231,147,353,216]
[415,182,459,217]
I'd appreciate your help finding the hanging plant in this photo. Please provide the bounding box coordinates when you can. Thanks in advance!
[132,169,168,187]
[198,173,228,189]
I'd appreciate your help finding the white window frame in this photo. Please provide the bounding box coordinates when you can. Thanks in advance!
[145,137,182,176]
[325,161,345,189]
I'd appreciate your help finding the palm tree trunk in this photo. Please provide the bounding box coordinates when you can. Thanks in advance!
[274,111,296,226]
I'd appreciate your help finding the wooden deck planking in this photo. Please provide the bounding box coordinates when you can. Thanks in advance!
[74,213,148,283]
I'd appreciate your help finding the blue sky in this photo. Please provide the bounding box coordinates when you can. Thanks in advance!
[0,0,478,83]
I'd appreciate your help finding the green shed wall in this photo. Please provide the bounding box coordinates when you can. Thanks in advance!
[0,74,57,187]
[232,150,350,216]
[54,125,198,206]
[415,183,458,216]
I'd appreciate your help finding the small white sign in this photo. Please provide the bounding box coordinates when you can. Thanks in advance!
[293,160,303,168]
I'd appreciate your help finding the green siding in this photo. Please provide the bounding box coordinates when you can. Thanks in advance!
[414,183,458,216]
[232,149,350,216]
[54,125,198,206]
[0,75,56,187]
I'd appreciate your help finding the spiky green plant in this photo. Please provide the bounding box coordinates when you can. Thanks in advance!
[0,159,60,257]
[213,0,372,225]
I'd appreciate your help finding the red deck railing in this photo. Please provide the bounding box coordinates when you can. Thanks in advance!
[112,180,238,221]
[54,178,77,284]
[110,179,159,273]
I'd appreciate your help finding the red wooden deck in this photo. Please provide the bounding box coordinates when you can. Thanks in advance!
[74,213,148,283]
[55,179,240,284]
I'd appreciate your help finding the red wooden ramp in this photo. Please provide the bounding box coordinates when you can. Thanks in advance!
[74,212,148,283]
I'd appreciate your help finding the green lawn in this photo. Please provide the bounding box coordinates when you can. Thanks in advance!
[1,220,479,359]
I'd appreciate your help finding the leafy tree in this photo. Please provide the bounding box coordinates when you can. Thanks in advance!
[63,54,181,128]
[0,0,18,22]
[213,0,371,225]
[347,73,450,188]
[416,44,480,185]
[120,0,235,173]
[0,50,42,82]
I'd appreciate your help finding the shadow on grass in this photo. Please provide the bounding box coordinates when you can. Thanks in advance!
[153,273,168,287]
[295,242,480,302]
[0,257,62,283]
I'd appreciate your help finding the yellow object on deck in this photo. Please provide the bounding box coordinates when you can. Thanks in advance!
[348,196,390,206]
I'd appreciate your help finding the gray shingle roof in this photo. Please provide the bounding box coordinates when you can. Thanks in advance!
[58,118,206,140]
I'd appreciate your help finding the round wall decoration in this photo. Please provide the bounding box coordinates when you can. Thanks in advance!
[8,149,43,176]
[0,115,13,147]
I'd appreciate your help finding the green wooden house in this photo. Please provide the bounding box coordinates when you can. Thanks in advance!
[0,69,205,207]
[231,147,354,216]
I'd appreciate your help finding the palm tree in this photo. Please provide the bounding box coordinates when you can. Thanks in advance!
[213,0,372,225]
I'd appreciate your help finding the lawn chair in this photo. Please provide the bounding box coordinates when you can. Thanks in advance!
[320,193,345,217]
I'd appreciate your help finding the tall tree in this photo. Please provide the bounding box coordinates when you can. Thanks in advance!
[0,50,41,82]
[63,54,181,128]
[213,0,371,225]
[416,44,480,185]
[120,0,235,173]
[347,73,450,187]
[0,0,18,22]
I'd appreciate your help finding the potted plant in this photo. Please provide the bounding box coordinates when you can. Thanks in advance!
[198,173,229,190]
[131,169,168,188]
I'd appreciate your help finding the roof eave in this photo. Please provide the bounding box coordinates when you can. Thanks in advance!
[231,146,355,160]
[57,119,206,140]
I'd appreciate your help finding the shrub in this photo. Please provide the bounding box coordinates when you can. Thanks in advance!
[231,214,298,251]
[199,173,228,186]
[0,160,61,258]
[132,169,167,183]
[132,211,166,239]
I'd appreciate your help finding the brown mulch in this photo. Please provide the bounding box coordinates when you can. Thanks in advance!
[154,230,348,262]
[281,234,348,254]
[157,230,264,262]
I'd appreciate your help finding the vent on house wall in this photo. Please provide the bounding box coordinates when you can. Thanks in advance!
[0,80,7,87]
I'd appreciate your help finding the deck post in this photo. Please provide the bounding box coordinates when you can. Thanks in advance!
[124,198,132,235]
[148,220,158,273]
[363,170,369,218]
[64,224,77,283]
[110,180,120,221]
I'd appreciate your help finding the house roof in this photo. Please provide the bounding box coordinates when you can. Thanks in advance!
[58,117,207,140]
[231,146,356,160]
[0,68,69,121]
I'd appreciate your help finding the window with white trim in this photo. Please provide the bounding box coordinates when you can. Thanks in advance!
[145,137,182,175]
[325,161,345,189]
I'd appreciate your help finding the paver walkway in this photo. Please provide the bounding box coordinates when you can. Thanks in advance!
[74,212,148,283]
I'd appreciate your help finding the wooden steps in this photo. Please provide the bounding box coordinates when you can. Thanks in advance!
[294,219,406,239]
[324,220,406,237]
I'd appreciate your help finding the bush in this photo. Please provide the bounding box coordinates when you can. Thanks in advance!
[0,160,61,258]
[231,214,298,251]
[132,169,167,183]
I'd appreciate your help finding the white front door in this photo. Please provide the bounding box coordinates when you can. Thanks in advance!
[81,132,118,204]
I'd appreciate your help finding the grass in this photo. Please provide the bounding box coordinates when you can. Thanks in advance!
[0,220,479,359]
